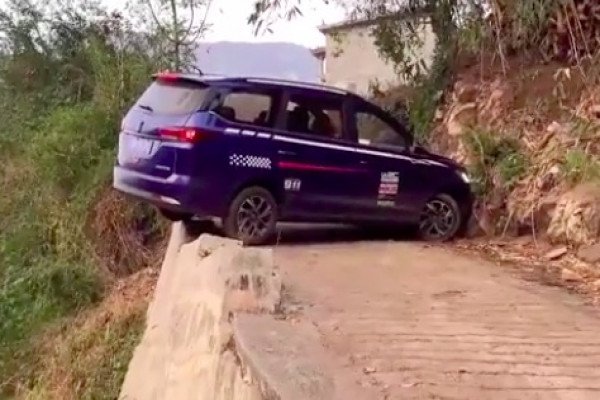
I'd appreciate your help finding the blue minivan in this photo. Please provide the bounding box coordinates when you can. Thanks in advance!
[114,73,472,245]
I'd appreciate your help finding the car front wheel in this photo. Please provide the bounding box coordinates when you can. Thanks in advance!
[418,194,462,242]
[224,187,278,246]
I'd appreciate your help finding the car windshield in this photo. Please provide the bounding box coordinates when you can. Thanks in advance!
[356,109,408,150]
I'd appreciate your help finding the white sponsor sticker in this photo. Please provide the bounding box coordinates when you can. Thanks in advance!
[381,171,400,184]
[377,200,395,207]
[379,183,398,195]
[377,171,400,206]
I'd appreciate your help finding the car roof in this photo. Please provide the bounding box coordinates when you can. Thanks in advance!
[154,72,355,97]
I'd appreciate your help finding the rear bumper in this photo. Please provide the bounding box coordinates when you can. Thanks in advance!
[113,166,202,214]
[113,179,183,209]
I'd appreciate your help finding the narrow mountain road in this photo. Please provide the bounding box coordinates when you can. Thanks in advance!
[274,225,600,400]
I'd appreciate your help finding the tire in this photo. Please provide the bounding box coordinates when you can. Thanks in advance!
[223,187,278,246]
[418,194,462,242]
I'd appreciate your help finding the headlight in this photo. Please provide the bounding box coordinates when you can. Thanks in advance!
[458,171,471,184]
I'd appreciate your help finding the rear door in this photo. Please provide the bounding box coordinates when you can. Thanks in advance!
[118,77,210,177]
[274,89,368,220]
[203,84,282,212]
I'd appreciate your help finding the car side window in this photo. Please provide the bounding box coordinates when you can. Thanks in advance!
[210,90,274,127]
[284,93,344,140]
[355,110,407,151]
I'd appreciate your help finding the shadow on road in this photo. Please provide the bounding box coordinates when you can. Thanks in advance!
[182,220,418,246]
[274,223,417,246]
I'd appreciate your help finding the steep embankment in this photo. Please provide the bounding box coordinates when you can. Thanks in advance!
[424,55,600,302]
[0,109,166,397]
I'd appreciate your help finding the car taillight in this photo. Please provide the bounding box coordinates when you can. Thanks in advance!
[156,72,180,82]
[158,127,205,143]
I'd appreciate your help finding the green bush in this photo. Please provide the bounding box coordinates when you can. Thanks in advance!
[0,262,101,346]
[0,106,117,387]
[0,1,168,396]
[498,152,528,187]
[29,106,116,194]
[463,128,528,194]
[408,80,442,142]
[562,149,600,185]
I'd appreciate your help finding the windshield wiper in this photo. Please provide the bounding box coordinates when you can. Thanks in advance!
[138,104,154,112]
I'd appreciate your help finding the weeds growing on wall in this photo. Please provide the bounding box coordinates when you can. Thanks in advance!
[562,149,600,185]
[406,46,453,142]
[463,128,528,195]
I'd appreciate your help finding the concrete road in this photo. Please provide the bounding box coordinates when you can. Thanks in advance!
[273,225,600,400]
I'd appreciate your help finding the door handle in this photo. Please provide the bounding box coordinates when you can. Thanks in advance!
[278,150,296,156]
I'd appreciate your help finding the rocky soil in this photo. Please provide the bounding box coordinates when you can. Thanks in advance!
[425,54,600,301]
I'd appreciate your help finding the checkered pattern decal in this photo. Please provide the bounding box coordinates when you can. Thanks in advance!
[229,154,272,170]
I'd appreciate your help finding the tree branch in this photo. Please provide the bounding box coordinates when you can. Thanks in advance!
[146,0,168,33]
[181,0,213,45]
[183,0,196,38]
[198,0,214,34]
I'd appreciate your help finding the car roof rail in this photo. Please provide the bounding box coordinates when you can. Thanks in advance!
[243,77,349,95]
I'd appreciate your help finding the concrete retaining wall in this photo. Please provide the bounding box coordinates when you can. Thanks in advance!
[119,224,333,400]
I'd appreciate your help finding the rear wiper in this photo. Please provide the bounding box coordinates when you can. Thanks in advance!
[138,104,154,112]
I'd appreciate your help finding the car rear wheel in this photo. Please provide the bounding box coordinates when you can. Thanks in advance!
[224,187,278,246]
[418,194,462,242]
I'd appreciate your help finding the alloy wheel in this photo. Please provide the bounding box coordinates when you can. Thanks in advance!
[419,198,458,240]
[236,195,275,240]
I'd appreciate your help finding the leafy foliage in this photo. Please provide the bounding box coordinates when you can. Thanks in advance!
[250,0,600,141]
[141,0,213,71]
[497,151,528,187]
[0,0,164,396]
[338,1,468,141]
[248,0,304,35]
[463,128,527,194]
[562,149,600,185]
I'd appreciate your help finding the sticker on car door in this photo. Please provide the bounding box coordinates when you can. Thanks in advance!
[229,154,272,169]
[377,171,399,207]
[284,178,302,192]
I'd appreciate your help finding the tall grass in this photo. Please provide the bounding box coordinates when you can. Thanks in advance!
[0,105,117,390]
[0,30,158,398]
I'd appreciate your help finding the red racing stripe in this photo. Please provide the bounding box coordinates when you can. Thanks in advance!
[278,161,366,173]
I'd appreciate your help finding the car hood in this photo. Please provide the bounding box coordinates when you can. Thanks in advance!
[412,146,462,169]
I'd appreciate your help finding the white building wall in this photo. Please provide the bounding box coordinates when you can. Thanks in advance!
[323,21,436,95]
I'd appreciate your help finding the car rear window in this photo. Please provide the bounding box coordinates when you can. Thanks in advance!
[222,92,272,125]
[208,90,276,128]
[136,80,209,115]
[285,94,344,140]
